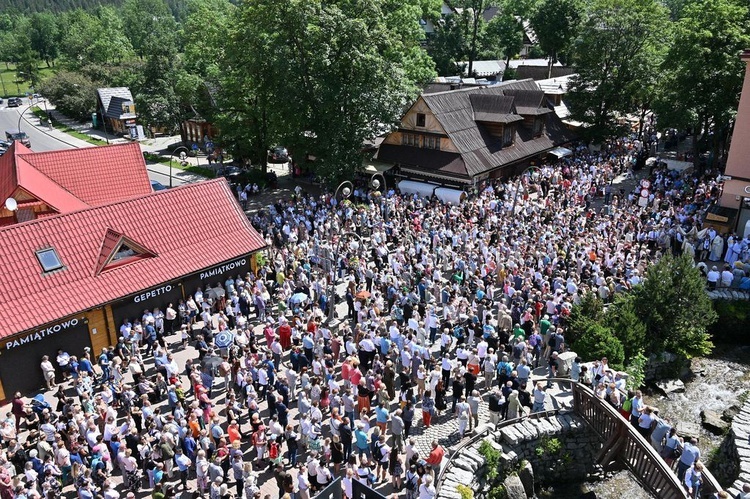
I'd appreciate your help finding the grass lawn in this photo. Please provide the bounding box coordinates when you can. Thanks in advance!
[142,151,215,178]
[0,63,54,98]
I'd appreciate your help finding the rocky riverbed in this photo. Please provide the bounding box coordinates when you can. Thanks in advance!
[644,345,750,458]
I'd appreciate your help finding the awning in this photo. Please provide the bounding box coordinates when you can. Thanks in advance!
[548,146,573,158]
[434,187,467,205]
[398,180,437,198]
[660,159,693,172]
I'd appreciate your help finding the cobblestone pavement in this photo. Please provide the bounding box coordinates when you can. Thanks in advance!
[0,173,569,499]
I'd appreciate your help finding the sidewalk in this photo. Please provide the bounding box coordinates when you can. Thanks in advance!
[21,102,94,149]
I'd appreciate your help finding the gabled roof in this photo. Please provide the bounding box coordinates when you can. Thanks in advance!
[105,96,136,120]
[97,87,134,118]
[0,142,152,210]
[380,79,576,178]
[0,179,266,338]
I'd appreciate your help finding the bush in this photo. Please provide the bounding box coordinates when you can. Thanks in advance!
[479,439,501,481]
[566,292,605,347]
[632,254,715,358]
[710,300,750,345]
[457,484,474,499]
[606,293,647,361]
[573,322,625,369]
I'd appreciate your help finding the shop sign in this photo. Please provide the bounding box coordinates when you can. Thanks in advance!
[199,258,247,280]
[5,318,81,350]
[744,185,750,194]
[134,284,173,303]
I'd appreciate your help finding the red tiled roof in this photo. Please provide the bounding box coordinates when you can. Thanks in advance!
[17,142,152,207]
[0,179,266,339]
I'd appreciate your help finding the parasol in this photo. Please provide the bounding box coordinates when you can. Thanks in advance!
[290,292,308,304]
[214,330,235,349]
[355,290,371,299]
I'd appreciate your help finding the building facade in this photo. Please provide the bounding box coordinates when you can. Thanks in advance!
[719,50,750,237]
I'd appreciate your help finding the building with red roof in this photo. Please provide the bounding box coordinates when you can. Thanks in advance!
[0,144,266,398]
[0,141,152,225]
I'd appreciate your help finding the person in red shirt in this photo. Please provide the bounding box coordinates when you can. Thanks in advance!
[425,440,445,477]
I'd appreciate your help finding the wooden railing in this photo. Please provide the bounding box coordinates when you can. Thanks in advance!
[436,378,723,498]
[571,381,723,499]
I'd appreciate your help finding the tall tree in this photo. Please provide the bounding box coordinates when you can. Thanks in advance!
[481,5,524,77]
[28,12,59,67]
[458,0,490,77]
[631,254,716,358]
[220,0,434,180]
[652,0,749,171]
[121,0,176,59]
[567,0,669,142]
[530,0,583,78]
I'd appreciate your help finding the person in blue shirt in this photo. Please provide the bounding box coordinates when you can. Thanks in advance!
[354,424,370,458]
[98,350,111,384]
[380,336,391,356]
[375,402,390,433]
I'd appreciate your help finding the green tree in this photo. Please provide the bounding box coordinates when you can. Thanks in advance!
[220,0,434,180]
[574,323,625,369]
[631,253,716,358]
[28,12,59,67]
[427,14,467,76]
[121,0,177,59]
[481,5,524,77]
[652,0,749,171]
[92,6,134,65]
[37,70,97,120]
[567,0,669,142]
[566,292,604,348]
[605,293,647,361]
[530,0,582,78]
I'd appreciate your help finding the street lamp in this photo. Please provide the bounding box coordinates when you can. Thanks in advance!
[369,172,387,193]
[169,146,190,188]
[509,166,541,215]
[369,172,388,220]
[327,230,363,322]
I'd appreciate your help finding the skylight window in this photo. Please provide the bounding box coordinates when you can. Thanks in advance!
[36,248,63,272]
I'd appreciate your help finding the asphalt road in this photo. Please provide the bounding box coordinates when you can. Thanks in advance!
[0,102,186,187]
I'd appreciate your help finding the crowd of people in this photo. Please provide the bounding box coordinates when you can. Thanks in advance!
[0,137,746,499]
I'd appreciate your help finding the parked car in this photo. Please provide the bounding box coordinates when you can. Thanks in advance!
[268,146,289,163]
[150,180,168,191]
[6,97,22,108]
[217,166,244,186]
[5,130,30,148]
[0,98,4,105]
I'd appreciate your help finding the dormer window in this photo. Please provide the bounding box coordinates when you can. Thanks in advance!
[36,247,64,273]
[416,113,426,127]
[534,118,544,137]
[502,125,514,147]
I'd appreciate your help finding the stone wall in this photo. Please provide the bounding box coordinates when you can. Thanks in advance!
[720,398,750,497]
[440,413,602,499]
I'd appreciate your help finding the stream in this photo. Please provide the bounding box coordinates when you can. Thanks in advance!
[643,345,750,453]
[539,345,750,497]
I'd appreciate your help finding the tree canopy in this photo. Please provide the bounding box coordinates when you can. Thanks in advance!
[218,0,435,179]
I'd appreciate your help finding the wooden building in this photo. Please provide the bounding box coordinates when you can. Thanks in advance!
[0,143,265,399]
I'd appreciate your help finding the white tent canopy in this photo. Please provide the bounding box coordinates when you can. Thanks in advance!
[398,180,437,198]
[434,187,467,205]
[549,146,573,158]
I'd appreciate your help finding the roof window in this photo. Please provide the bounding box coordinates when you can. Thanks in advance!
[36,248,64,273]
